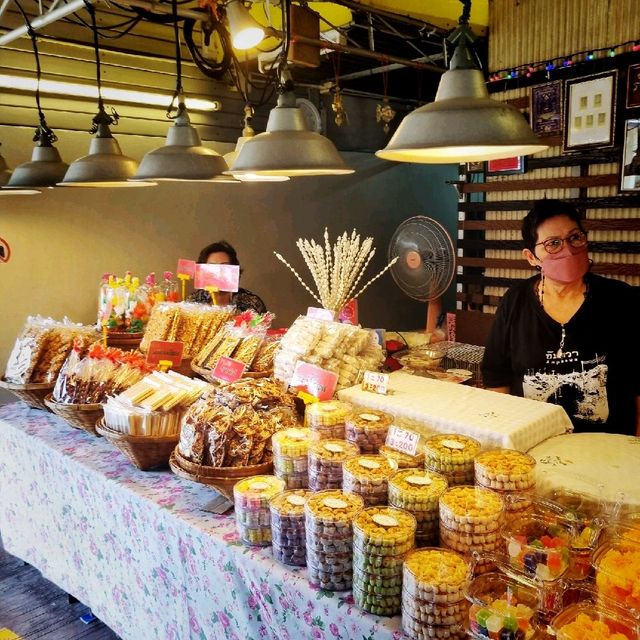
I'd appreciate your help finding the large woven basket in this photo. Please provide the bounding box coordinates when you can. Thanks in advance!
[106,331,144,351]
[169,447,273,500]
[44,394,102,436]
[95,418,179,470]
[0,378,54,411]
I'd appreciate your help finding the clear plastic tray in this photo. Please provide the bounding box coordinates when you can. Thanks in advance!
[474,449,536,491]
[549,602,640,640]
[592,540,640,616]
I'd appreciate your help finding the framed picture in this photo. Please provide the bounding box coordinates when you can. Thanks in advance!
[466,161,484,173]
[531,81,563,136]
[620,119,640,193]
[627,64,640,109]
[563,71,617,151]
[486,156,526,175]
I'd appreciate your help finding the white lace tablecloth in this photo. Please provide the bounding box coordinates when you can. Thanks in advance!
[0,402,403,640]
[529,432,640,510]
[338,372,573,451]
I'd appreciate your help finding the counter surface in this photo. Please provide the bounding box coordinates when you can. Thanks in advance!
[0,402,402,640]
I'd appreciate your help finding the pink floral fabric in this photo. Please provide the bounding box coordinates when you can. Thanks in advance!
[0,403,402,640]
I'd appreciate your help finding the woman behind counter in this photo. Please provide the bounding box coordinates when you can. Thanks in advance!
[187,241,267,313]
[481,199,640,437]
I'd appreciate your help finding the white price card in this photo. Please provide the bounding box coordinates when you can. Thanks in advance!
[361,370,390,394]
[385,425,420,456]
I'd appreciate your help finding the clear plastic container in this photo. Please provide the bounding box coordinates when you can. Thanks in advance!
[401,608,466,639]
[236,522,273,546]
[465,572,539,640]
[439,522,503,556]
[352,543,407,573]
[343,455,398,506]
[474,449,536,492]
[388,469,449,512]
[352,567,403,596]
[270,490,308,526]
[423,434,481,483]
[352,506,417,551]
[379,444,425,469]
[305,400,352,427]
[593,540,640,616]
[272,541,306,566]
[305,490,364,526]
[308,439,359,478]
[272,427,313,458]
[504,514,572,581]
[307,556,352,591]
[549,602,640,640]
[439,486,505,533]
[402,590,469,627]
[353,582,401,616]
[345,409,394,453]
[233,475,286,511]
[403,548,470,604]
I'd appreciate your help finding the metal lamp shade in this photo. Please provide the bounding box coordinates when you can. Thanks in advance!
[226,0,265,50]
[228,92,354,177]
[376,67,548,163]
[224,137,290,182]
[60,123,146,187]
[7,144,67,187]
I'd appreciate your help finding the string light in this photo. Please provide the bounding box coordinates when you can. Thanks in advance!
[488,39,639,83]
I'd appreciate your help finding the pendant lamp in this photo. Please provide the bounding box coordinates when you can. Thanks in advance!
[226,0,265,50]
[59,3,149,187]
[223,105,289,182]
[227,74,353,177]
[131,0,234,182]
[376,3,548,164]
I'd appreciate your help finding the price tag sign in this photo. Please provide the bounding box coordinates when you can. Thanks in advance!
[211,356,246,383]
[146,340,184,367]
[177,258,196,279]
[306,307,336,321]
[386,425,420,456]
[289,361,338,401]
[361,370,389,394]
[194,263,240,292]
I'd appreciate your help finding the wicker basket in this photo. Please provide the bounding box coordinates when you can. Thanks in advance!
[44,394,102,436]
[169,447,273,500]
[95,418,179,470]
[0,378,54,411]
[190,361,271,381]
[106,331,144,351]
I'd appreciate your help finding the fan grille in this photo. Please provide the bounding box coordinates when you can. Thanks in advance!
[388,216,456,302]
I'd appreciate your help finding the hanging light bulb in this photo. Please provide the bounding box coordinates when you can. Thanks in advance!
[223,105,290,182]
[226,0,265,50]
[376,2,548,164]
[59,3,150,187]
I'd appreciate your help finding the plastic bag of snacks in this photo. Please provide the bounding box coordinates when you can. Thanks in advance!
[4,316,98,384]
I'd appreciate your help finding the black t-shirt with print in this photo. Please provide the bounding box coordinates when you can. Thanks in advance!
[481,273,639,436]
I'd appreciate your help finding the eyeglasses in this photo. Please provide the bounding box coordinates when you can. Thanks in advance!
[535,231,588,254]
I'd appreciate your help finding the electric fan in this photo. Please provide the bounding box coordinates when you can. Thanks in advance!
[388,216,456,333]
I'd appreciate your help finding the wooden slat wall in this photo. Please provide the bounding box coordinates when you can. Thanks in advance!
[489,0,640,71]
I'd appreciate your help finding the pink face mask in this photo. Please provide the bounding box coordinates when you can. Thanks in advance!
[540,246,589,284]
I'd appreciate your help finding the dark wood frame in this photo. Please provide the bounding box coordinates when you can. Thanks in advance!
[620,118,640,193]
[626,63,640,109]
[530,80,563,136]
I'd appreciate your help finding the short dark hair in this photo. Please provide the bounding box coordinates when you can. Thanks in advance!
[197,241,240,266]
[521,199,585,251]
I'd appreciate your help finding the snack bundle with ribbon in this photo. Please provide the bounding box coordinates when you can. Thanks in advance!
[4,316,98,384]
[52,342,154,404]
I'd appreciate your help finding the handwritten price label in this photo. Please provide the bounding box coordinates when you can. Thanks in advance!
[212,356,246,383]
[385,425,420,456]
[361,370,389,395]
[290,361,338,401]
[146,340,184,367]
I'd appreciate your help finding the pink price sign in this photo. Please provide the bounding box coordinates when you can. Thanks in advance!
[194,263,240,292]
[177,258,196,279]
[289,362,338,401]
[211,356,246,383]
[306,307,336,321]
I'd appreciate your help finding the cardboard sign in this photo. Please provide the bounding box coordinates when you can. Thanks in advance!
[212,356,246,383]
[146,340,184,367]
[177,258,196,279]
[289,361,338,401]
[306,307,336,321]
[361,370,390,394]
[385,425,420,456]
[339,299,358,325]
[194,263,240,292]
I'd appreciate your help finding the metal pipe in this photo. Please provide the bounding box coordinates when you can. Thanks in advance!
[333,54,444,83]
[291,35,445,73]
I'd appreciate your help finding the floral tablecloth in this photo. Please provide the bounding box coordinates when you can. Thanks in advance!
[0,402,403,640]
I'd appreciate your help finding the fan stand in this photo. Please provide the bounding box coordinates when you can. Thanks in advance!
[406,249,441,334]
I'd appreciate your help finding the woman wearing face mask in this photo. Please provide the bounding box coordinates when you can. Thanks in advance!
[481,199,640,436]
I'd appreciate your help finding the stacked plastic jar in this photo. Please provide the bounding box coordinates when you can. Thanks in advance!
[270,489,310,566]
[234,475,286,546]
[345,409,394,453]
[308,439,360,491]
[272,428,313,489]
[402,548,470,640]
[305,490,364,591]
[379,445,425,470]
[388,469,449,546]
[305,400,353,440]
[352,506,417,616]
[439,486,505,574]
[593,539,640,619]
[343,455,398,506]
[424,434,481,486]
[474,449,536,521]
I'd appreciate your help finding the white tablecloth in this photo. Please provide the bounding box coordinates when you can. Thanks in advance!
[338,372,573,451]
[0,402,402,640]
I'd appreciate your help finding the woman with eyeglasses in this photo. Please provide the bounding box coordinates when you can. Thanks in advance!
[482,199,639,436]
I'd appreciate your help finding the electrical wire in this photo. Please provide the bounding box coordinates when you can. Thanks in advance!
[183,16,231,80]
[60,0,142,38]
